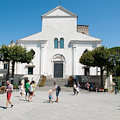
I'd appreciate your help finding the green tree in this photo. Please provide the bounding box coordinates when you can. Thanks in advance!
[108,47,120,76]
[80,51,94,66]
[80,46,110,88]
[0,45,11,80]
[0,44,35,79]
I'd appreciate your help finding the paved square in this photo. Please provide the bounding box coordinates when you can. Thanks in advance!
[0,89,120,120]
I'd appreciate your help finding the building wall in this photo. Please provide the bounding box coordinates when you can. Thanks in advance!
[77,25,89,35]
[42,17,77,34]
[6,7,102,80]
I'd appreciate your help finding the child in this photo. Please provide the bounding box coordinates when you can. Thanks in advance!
[32,81,36,96]
[48,89,53,103]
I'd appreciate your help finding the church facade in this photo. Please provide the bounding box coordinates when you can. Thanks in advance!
[15,6,101,82]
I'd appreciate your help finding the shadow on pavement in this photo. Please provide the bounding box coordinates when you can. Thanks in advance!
[0,106,5,109]
[118,106,120,110]
[43,100,49,103]
[15,96,21,98]
[19,99,25,101]
[68,93,75,96]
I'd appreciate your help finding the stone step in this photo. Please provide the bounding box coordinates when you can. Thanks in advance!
[35,86,73,92]
[45,78,68,87]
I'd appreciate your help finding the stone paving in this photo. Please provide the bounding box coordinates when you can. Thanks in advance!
[0,88,120,120]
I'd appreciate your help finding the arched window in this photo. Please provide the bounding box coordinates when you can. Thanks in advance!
[54,38,58,48]
[60,38,64,48]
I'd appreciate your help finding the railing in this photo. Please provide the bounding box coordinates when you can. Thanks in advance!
[0,69,7,74]
[22,74,41,85]
[35,75,41,85]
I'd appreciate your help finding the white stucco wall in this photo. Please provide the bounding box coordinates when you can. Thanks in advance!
[14,6,102,80]
[42,17,77,33]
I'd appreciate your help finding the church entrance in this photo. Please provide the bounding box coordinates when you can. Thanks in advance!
[52,54,65,78]
[54,63,63,78]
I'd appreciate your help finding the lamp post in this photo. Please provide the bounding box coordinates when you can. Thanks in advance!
[113,57,117,94]
[109,54,119,94]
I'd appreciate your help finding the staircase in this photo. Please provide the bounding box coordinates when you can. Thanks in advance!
[45,78,68,87]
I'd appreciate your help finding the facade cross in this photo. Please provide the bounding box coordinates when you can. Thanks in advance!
[59,0,61,6]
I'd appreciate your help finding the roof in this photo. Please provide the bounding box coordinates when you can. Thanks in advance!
[17,6,101,43]
[70,32,102,43]
[77,25,89,27]
[42,5,77,18]
[16,32,48,44]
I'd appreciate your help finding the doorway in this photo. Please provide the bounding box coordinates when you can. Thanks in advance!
[54,63,63,78]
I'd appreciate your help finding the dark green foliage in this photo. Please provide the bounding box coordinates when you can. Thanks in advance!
[13,83,18,89]
[0,44,35,78]
[80,51,94,66]
[108,47,120,76]
[80,46,110,88]
[80,46,110,67]
[92,46,110,67]
[109,47,120,55]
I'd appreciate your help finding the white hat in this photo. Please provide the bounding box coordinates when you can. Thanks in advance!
[49,89,52,93]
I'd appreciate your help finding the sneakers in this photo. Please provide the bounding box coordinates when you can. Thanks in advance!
[4,105,13,109]
[11,105,13,108]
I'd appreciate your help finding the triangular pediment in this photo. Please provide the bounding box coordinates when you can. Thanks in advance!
[42,6,77,17]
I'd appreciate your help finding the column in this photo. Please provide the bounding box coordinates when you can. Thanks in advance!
[39,44,45,76]
[72,46,76,75]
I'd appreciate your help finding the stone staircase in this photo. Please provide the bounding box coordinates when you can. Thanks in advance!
[45,78,68,87]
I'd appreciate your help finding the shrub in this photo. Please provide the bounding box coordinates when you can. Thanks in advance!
[0,86,6,93]
[116,78,120,91]
[68,76,73,87]
[113,77,120,91]
[104,88,108,92]
[1,86,6,90]
[13,83,18,89]
[39,76,46,87]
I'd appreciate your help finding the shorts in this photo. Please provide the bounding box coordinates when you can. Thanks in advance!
[56,91,59,97]
[86,88,89,90]
[25,90,29,96]
[29,92,33,96]
[49,95,52,99]
[7,93,12,100]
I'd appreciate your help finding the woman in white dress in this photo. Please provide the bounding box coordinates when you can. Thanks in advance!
[19,82,24,97]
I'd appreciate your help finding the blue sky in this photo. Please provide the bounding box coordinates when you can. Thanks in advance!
[0,0,120,48]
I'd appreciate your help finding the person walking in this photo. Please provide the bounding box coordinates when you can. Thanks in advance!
[85,83,90,93]
[32,81,36,96]
[74,75,77,85]
[73,82,77,95]
[28,82,33,102]
[25,80,30,101]
[19,82,24,97]
[76,85,79,95]
[53,82,60,103]
[4,80,13,109]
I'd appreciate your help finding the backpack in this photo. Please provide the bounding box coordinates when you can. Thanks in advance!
[57,86,61,92]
